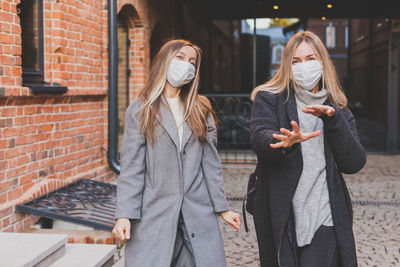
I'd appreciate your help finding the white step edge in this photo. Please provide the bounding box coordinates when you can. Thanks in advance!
[50,243,117,267]
[0,233,68,267]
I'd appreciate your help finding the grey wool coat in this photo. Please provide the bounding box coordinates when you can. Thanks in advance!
[115,97,230,267]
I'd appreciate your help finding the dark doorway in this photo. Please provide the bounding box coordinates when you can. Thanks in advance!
[117,9,131,157]
[182,15,400,156]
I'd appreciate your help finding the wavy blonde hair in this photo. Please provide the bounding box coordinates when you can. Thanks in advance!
[251,31,347,108]
[138,39,215,145]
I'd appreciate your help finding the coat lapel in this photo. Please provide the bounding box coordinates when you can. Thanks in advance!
[181,120,193,149]
[155,97,180,149]
[155,96,193,151]
[286,90,300,125]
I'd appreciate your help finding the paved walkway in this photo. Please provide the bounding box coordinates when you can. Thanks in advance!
[113,154,400,266]
[219,154,400,267]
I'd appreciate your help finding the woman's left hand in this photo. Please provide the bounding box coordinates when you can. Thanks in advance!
[302,104,335,117]
[221,211,241,230]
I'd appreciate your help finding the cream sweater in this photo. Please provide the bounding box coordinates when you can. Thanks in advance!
[166,97,184,151]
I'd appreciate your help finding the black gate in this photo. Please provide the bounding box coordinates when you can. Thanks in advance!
[205,94,256,163]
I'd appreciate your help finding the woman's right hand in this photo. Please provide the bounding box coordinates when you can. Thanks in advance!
[270,121,321,148]
[112,218,131,241]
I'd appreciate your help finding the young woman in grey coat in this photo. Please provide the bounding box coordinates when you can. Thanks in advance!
[112,39,240,267]
[250,31,366,267]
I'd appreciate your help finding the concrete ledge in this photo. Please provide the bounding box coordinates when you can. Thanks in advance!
[0,233,68,267]
[50,243,117,267]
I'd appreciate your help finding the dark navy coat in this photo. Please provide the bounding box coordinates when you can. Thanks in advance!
[250,90,366,267]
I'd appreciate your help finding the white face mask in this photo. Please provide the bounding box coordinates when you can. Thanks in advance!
[167,59,196,88]
[291,60,323,90]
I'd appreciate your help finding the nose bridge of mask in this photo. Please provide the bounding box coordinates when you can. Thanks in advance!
[294,61,322,77]
[173,59,195,77]
[293,60,321,71]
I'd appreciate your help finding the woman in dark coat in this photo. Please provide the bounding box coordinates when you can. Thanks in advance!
[250,31,366,267]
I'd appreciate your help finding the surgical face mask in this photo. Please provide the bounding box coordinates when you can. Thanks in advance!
[291,60,323,90]
[167,59,196,88]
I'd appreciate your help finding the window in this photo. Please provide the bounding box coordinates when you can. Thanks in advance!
[17,0,67,93]
[18,0,43,83]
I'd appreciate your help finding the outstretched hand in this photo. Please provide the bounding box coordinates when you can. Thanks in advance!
[302,104,335,117]
[270,121,321,149]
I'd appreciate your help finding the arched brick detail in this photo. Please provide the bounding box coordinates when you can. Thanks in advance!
[115,2,151,101]
[117,0,149,28]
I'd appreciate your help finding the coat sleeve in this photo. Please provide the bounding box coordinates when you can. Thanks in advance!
[250,92,300,161]
[114,101,146,220]
[322,106,366,174]
[201,114,230,214]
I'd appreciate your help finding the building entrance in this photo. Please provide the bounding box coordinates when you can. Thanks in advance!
[180,2,400,156]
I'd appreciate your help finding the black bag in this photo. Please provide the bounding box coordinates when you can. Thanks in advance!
[242,165,258,232]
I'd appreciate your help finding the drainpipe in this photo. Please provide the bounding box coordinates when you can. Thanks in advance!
[107,0,121,174]
[252,17,257,89]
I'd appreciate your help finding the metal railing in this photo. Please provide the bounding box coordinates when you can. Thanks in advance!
[16,179,116,231]
[205,94,256,164]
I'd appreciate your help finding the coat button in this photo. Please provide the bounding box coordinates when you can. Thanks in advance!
[191,233,194,238]
[183,150,186,155]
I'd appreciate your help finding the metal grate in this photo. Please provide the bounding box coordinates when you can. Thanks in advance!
[205,94,256,164]
[16,179,116,231]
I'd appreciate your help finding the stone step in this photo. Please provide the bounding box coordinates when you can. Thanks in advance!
[0,233,68,267]
[50,243,116,267]
[24,228,117,245]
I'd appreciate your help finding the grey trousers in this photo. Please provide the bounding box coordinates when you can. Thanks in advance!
[170,213,196,267]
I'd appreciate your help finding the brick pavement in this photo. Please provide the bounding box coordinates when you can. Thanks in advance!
[114,154,400,266]
[219,154,400,267]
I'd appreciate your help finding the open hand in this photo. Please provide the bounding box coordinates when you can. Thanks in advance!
[112,218,131,241]
[302,104,335,117]
[221,211,241,230]
[271,121,321,148]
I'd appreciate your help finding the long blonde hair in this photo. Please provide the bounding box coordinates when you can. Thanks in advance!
[251,31,347,107]
[138,39,214,144]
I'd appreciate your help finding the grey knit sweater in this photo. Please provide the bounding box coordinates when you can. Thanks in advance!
[293,88,333,247]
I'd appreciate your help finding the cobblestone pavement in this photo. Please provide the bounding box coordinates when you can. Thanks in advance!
[219,154,400,267]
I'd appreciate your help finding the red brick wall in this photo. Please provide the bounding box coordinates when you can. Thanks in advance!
[0,95,114,231]
[0,0,174,232]
[43,0,107,95]
[0,0,24,96]
[129,25,151,100]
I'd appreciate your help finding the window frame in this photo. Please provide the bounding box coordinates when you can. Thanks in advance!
[18,0,44,84]
[18,0,67,93]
